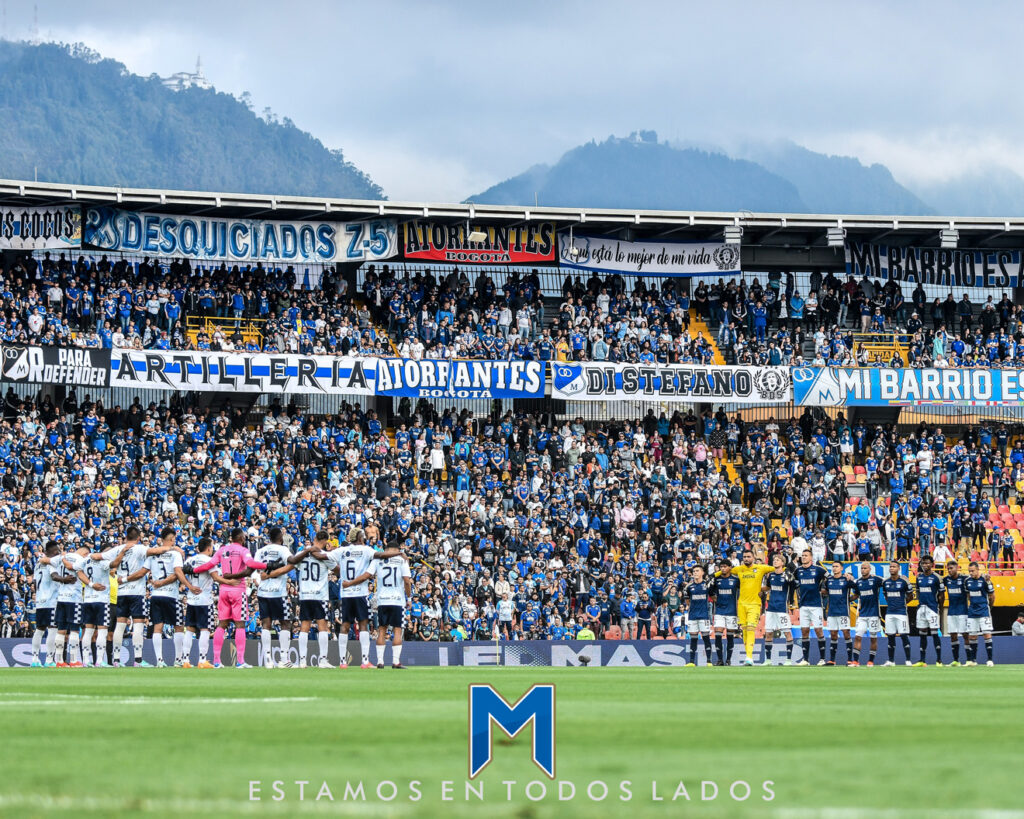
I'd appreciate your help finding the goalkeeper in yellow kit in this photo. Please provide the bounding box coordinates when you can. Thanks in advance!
[732,549,774,666]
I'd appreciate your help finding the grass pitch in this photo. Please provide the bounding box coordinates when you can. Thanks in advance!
[0,666,1021,818]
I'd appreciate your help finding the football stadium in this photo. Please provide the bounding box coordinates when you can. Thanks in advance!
[1,177,1024,816]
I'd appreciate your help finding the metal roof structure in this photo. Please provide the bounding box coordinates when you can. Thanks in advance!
[3,178,1024,272]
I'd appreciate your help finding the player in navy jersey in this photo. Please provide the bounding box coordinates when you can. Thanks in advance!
[943,560,969,665]
[881,562,913,666]
[913,555,944,666]
[852,561,884,667]
[683,566,713,666]
[793,550,827,665]
[824,561,856,665]
[759,555,795,665]
[964,562,996,666]
[709,559,740,666]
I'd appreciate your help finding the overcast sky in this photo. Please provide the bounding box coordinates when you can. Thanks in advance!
[5,0,1022,201]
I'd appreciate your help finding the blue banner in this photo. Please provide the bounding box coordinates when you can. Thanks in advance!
[792,366,1024,406]
[375,359,545,399]
[84,206,397,264]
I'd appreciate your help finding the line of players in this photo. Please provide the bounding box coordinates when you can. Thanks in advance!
[681,551,997,667]
[29,525,413,669]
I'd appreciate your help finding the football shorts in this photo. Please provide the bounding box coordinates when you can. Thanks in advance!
[258,596,291,622]
[764,611,790,633]
[884,614,909,635]
[915,606,940,630]
[341,597,369,624]
[946,614,968,634]
[149,597,181,627]
[115,595,147,620]
[968,616,993,635]
[686,617,711,634]
[185,603,216,631]
[826,615,850,631]
[54,601,81,630]
[855,616,882,636]
[81,602,109,627]
[377,605,406,629]
[298,600,329,622]
[713,614,739,630]
[217,587,247,622]
[799,607,824,629]
[35,607,53,629]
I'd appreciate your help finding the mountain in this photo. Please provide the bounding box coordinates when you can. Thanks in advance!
[0,41,383,198]
[910,168,1024,217]
[736,140,933,215]
[468,132,806,212]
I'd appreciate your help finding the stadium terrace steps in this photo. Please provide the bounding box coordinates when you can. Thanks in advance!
[688,312,727,365]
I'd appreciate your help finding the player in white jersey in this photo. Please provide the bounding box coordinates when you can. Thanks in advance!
[334,532,400,669]
[287,531,339,668]
[112,525,178,667]
[147,527,196,667]
[31,541,63,666]
[347,552,411,669]
[252,527,295,669]
[182,538,217,668]
[73,541,129,667]
[53,543,88,667]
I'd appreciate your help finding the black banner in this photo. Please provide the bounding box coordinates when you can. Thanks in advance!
[1,345,110,387]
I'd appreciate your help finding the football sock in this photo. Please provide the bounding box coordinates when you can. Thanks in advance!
[919,635,929,661]
[261,628,273,660]
[967,642,976,662]
[785,641,792,660]
[132,623,145,661]
[985,639,994,663]
[54,632,66,663]
[68,632,80,664]
[213,627,226,664]
[278,630,290,659]
[174,631,184,663]
[725,634,735,664]
[887,636,896,661]
[689,635,698,662]
[298,632,308,661]
[317,631,329,662]
[112,622,126,658]
[152,632,162,663]
[198,630,210,661]
[359,630,371,663]
[828,637,837,662]
[901,635,912,661]
[393,644,402,665]
[801,637,810,661]
[817,638,826,662]
[714,634,723,661]
[868,648,876,663]
[97,628,108,662]
[46,628,57,658]
[82,627,95,665]
[31,628,43,659]
[234,629,246,664]
[339,632,349,663]
[932,634,941,661]
[701,634,712,661]
[375,641,385,665]
[743,626,755,659]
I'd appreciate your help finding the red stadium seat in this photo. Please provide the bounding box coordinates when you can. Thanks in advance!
[604,626,622,640]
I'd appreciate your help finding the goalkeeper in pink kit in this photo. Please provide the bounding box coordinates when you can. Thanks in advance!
[192,529,268,668]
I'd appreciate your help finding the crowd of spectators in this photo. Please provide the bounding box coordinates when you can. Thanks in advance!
[0,376,1019,641]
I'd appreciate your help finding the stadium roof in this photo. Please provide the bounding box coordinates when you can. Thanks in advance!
[4,177,1024,256]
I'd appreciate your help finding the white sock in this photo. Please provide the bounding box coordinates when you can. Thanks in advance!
[298,632,308,661]
[54,632,66,663]
[46,628,57,658]
[152,632,163,663]
[198,631,210,661]
[112,622,126,660]
[68,632,80,664]
[82,627,95,665]
[359,630,371,663]
[375,641,385,665]
[261,628,273,660]
[278,630,290,660]
[174,631,184,663]
[97,628,108,661]
[392,642,403,665]
[32,629,43,658]
[132,622,145,660]
[317,631,329,663]
[338,632,349,664]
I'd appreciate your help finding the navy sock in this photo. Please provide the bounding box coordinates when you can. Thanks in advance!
[901,635,912,661]
[689,636,698,663]
[887,635,896,661]
[817,639,826,662]
[801,637,810,661]
[714,635,723,661]
[932,634,941,661]
[985,639,994,663]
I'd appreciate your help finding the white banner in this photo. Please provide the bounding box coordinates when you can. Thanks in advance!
[550,362,790,403]
[110,349,376,394]
[0,205,81,250]
[84,207,397,265]
[558,234,741,277]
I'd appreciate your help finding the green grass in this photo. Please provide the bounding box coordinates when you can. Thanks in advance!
[0,667,1021,818]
